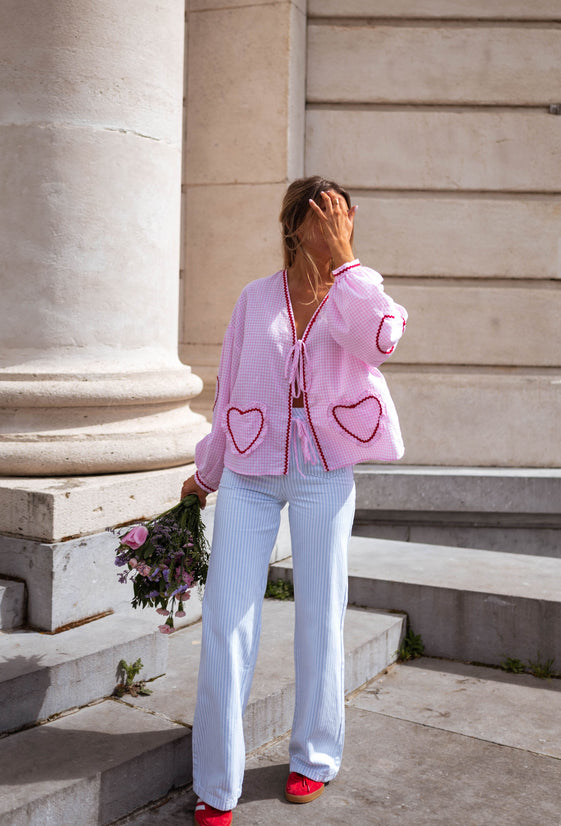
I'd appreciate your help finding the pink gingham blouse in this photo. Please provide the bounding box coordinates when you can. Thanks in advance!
[194,260,407,493]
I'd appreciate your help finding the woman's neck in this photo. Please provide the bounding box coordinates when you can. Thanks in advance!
[288,254,332,292]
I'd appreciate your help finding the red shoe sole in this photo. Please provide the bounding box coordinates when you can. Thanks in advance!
[285,784,325,804]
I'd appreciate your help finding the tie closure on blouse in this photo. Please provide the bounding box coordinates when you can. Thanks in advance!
[285,338,308,399]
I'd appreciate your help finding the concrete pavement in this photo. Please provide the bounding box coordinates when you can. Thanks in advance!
[117,657,561,826]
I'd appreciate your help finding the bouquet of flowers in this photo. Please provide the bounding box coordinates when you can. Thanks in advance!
[114,494,210,634]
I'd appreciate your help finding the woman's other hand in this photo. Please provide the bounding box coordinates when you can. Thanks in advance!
[181,475,208,509]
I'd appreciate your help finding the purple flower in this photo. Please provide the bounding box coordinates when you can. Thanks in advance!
[115,556,128,567]
[121,525,149,550]
[148,590,159,598]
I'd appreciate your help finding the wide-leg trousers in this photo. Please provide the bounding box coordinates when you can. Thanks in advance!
[192,409,356,811]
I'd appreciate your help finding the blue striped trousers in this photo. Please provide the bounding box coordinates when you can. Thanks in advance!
[192,409,356,811]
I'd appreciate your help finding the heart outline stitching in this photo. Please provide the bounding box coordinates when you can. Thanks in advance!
[332,396,382,443]
[376,315,396,355]
[226,406,265,454]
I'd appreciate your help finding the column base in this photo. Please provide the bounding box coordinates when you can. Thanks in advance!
[0,365,210,475]
[0,465,216,631]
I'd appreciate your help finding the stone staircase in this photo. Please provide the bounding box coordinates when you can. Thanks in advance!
[0,578,26,631]
[0,599,405,826]
[272,537,561,668]
[1,466,559,825]
[352,466,561,559]
[0,613,167,736]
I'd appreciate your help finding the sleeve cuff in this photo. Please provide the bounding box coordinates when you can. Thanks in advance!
[332,258,361,277]
[194,470,216,494]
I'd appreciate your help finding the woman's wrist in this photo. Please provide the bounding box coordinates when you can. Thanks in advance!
[332,258,360,276]
[330,243,355,271]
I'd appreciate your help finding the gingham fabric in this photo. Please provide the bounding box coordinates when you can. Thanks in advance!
[194,260,407,494]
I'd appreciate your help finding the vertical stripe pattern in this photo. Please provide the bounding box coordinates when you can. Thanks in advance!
[192,409,355,811]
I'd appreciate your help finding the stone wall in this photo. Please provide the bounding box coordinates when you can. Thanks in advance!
[180,0,306,403]
[181,0,561,467]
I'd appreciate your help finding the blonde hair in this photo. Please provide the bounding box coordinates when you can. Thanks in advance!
[279,176,352,301]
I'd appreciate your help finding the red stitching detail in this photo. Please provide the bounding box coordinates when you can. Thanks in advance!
[332,396,382,443]
[212,375,219,412]
[302,292,329,343]
[284,387,292,475]
[303,359,329,471]
[194,471,215,493]
[333,261,361,278]
[284,269,327,343]
[283,270,297,345]
[226,407,265,454]
[376,315,396,355]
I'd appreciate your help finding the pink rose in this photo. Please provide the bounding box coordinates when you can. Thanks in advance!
[121,525,149,550]
[129,558,138,568]
[156,608,169,616]
[175,610,186,618]
[158,624,173,634]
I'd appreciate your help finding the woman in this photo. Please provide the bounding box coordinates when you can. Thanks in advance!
[181,176,407,826]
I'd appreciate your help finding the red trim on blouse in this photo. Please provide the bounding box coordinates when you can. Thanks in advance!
[303,357,329,471]
[212,375,220,412]
[283,269,329,343]
[283,270,330,471]
[332,396,382,444]
[376,315,396,355]
[225,406,265,454]
[283,271,297,474]
[333,261,361,278]
[194,470,216,494]
[301,292,329,343]
[284,387,293,475]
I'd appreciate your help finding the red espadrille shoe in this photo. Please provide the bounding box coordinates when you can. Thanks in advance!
[285,771,325,804]
[194,799,232,826]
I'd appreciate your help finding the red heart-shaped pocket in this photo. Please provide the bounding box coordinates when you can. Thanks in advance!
[226,407,265,454]
[332,396,382,443]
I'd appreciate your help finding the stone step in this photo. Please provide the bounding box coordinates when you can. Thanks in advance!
[0,612,167,735]
[0,578,26,630]
[118,599,406,753]
[0,698,190,826]
[0,600,405,826]
[352,465,561,558]
[271,537,561,667]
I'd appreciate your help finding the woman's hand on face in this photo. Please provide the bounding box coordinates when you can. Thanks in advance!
[308,189,358,270]
[181,475,208,509]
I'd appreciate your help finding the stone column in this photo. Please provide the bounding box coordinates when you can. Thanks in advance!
[0,0,208,476]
